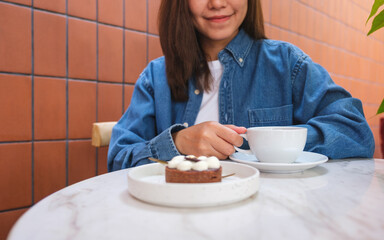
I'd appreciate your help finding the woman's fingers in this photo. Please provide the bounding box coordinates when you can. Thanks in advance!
[216,125,244,147]
[210,136,237,157]
[172,121,245,158]
[225,125,247,134]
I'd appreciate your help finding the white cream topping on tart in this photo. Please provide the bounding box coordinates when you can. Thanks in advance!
[206,156,221,169]
[192,160,208,171]
[167,155,184,168]
[197,156,208,161]
[176,160,192,171]
[168,155,220,171]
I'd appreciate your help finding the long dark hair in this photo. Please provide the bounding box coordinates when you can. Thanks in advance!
[158,0,266,101]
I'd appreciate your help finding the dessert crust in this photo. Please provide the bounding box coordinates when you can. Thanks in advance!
[165,166,222,183]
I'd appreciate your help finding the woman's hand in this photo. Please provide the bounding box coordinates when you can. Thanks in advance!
[172,121,246,159]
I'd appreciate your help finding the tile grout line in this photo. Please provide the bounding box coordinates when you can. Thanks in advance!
[95,0,99,176]
[122,0,126,113]
[0,139,92,145]
[0,72,138,85]
[146,0,149,64]
[65,0,69,187]
[0,206,30,214]
[95,0,99,122]
[31,0,35,206]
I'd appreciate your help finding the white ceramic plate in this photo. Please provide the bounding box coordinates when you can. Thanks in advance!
[127,162,259,208]
[229,151,328,173]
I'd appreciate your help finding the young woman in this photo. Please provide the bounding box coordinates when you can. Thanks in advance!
[108,0,374,171]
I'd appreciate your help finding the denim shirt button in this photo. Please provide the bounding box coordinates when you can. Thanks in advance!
[225,114,228,122]
[223,81,227,88]
[194,89,200,95]
[183,122,189,127]
[239,58,243,63]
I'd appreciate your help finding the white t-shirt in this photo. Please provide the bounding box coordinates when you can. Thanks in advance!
[194,60,223,124]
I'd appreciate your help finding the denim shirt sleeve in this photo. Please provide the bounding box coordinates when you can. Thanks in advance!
[107,69,185,171]
[291,52,375,158]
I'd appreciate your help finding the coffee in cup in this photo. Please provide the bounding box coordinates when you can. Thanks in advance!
[235,126,307,163]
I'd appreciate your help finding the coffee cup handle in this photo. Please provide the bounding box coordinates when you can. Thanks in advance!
[234,134,253,155]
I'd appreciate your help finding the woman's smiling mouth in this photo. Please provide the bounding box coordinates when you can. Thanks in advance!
[206,14,233,23]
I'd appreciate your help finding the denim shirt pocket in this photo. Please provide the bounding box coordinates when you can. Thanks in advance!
[248,104,293,127]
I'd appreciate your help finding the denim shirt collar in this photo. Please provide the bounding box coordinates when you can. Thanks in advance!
[182,29,254,126]
[219,29,254,67]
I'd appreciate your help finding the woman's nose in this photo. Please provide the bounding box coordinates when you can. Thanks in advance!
[208,0,227,9]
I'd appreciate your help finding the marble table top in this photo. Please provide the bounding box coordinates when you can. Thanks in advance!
[8,158,384,240]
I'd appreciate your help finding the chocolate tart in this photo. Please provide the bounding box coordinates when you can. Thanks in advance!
[165,166,222,183]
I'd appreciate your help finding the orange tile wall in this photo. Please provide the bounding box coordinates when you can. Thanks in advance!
[0,0,383,238]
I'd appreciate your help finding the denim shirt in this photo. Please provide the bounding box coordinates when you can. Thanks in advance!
[108,29,375,171]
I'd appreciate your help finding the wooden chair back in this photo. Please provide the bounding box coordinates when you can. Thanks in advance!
[91,121,117,147]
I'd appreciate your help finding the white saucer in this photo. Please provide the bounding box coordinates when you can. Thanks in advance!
[127,162,260,208]
[229,151,328,173]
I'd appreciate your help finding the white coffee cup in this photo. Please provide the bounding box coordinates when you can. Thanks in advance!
[235,126,307,163]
